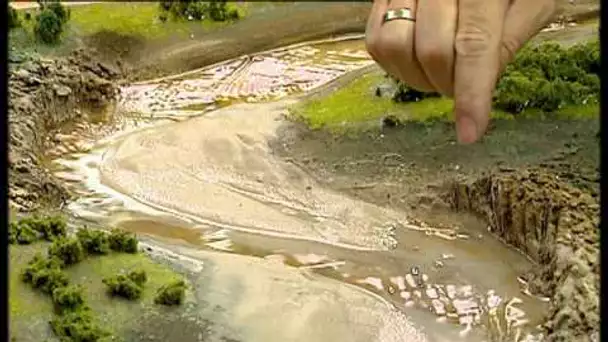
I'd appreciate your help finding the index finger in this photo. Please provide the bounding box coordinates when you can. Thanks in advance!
[453,0,509,144]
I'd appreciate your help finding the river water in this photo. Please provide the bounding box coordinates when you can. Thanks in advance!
[49,37,548,342]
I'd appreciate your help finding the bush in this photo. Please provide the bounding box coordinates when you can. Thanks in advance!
[22,254,69,294]
[10,221,40,245]
[52,285,87,314]
[127,269,147,286]
[154,279,187,306]
[45,1,71,24]
[19,215,68,241]
[76,229,110,255]
[108,229,138,254]
[390,39,600,114]
[9,6,21,29]
[102,274,143,300]
[50,309,108,342]
[24,12,32,21]
[34,9,64,44]
[48,237,85,266]
[159,0,237,22]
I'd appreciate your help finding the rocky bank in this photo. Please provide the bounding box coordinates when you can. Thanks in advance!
[450,169,599,341]
[8,49,120,211]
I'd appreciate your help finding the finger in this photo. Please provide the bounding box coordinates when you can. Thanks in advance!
[453,0,509,144]
[379,0,435,92]
[365,0,402,78]
[415,0,457,97]
[499,0,557,71]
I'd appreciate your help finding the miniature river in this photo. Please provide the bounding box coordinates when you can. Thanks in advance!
[49,37,549,342]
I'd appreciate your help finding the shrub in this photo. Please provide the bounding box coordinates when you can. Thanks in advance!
[108,229,138,254]
[19,215,68,241]
[48,237,85,266]
[34,9,64,44]
[127,269,147,286]
[24,12,32,21]
[392,81,440,103]
[154,279,187,306]
[390,39,600,114]
[52,285,87,314]
[50,309,108,342]
[76,229,110,255]
[45,1,71,24]
[159,0,237,22]
[9,6,21,29]
[102,275,143,300]
[22,254,69,294]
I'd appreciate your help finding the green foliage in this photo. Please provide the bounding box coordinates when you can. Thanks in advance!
[76,229,111,256]
[494,40,600,113]
[19,215,67,241]
[391,39,600,114]
[127,269,148,287]
[45,1,71,24]
[9,6,21,30]
[21,254,69,295]
[50,309,108,342]
[108,229,138,254]
[48,237,85,267]
[9,215,67,245]
[159,0,239,22]
[102,274,143,300]
[34,9,64,44]
[24,12,32,21]
[52,285,87,314]
[10,221,40,245]
[154,279,187,306]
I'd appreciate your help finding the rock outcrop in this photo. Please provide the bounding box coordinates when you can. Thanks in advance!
[449,169,599,341]
[9,49,120,211]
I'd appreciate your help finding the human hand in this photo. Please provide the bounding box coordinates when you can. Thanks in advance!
[365,0,557,144]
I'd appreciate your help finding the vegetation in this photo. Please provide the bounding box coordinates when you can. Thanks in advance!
[159,0,240,22]
[393,39,600,114]
[108,229,139,254]
[9,6,21,30]
[77,228,111,256]
[102,269,148,300]
[21,254,69,294]
[154,279,187,306]
[296,39,599,131]
[34,8,65,44]
[50,309,108,342]
[10,213,188,341]
[48,237,86,266]
[52,285,87,314]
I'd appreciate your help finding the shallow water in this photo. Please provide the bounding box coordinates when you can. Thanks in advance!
[50,37,548,342]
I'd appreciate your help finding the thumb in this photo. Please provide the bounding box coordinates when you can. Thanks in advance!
[453,0,509,144]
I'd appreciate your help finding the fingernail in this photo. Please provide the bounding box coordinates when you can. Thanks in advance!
[456,114,479,144]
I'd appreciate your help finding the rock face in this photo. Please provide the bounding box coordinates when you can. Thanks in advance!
[449,169,599,342]
[9,49,120,211]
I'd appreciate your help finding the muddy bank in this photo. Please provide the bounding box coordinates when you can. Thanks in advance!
[8,49,119,211]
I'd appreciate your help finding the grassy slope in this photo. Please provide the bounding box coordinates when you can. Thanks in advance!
[10,2,247,54]
[10,242,182,340]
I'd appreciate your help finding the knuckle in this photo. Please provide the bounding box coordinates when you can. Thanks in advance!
[416,42,450,67]
[454,24,494,58]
